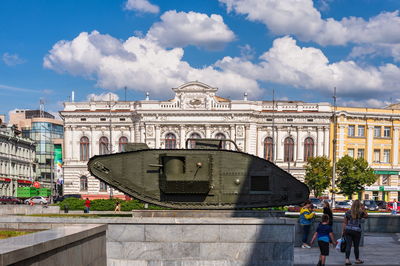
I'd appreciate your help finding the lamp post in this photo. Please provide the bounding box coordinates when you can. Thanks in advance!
[108,94,117,199]
[287,126,292,173]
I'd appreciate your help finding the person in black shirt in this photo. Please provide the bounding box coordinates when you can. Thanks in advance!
[323,200,333,226]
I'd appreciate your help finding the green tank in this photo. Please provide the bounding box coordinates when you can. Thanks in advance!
[88,139,309,209]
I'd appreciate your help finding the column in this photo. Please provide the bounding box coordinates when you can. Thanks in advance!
[155,126,161,148]
[129,126,135,143]
[64,126,71,160]
[295,127,300,162]
[180,126,186,149]
[230,125,236,142]
[317,126,324,156]
[256,126,263,157]
[90,126,95,157]
[393,127,399,166]
[139,124,145,143]
[245,125,251,154]
[70,126,76,160]
[276,127,283,162]
[205,125,211,138]
[134,122,140,143]
[367,125,374,164]
[338,125,345,158]
[323,126,329,157]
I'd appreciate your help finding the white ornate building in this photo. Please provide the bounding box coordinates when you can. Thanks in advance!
[61,81,332,198]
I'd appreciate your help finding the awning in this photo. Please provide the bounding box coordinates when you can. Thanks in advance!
[0,178,11,182]
[17,179,32,184]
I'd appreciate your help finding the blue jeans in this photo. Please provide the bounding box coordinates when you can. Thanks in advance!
[302,224,311,244]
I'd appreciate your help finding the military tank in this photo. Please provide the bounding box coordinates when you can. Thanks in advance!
[88,139,309,209]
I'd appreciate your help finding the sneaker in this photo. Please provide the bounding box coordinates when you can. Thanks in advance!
[301,244,311,248]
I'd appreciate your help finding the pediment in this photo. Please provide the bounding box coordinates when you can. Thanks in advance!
[172,81,217,93]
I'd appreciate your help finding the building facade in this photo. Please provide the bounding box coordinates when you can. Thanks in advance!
[0,125,36,196]
[333,107,400,201]
[61,81,332,198]
[9,110,64,192]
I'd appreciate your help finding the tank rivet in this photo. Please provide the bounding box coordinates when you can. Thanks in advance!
[196,162,202,167]
[235,179,240,185]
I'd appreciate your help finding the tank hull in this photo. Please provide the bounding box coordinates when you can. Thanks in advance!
[88,149,309,209]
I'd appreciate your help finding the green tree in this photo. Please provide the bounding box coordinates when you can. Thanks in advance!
[304,156,332,197]
[336,155,377,198]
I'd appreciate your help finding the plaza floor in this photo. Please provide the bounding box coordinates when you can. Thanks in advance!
[294,233,400,266]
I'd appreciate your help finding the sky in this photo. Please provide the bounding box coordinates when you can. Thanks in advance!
[1,0,400,118]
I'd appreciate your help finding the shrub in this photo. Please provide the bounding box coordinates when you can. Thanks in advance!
[57,198,167,211]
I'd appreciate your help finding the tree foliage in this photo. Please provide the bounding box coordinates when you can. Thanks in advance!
[336,155,377,198]
[304,156,332,197]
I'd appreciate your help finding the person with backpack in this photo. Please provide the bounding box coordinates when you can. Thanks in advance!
[342,200,368,265]
[299,199,316,248]
[310,214,337,266]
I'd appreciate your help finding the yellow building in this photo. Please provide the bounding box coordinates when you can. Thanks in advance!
[331,106,400,201]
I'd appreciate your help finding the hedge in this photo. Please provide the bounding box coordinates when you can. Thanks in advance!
[57,198,166,211]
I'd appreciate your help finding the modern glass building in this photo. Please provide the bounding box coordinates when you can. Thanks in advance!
[9,110,64,193]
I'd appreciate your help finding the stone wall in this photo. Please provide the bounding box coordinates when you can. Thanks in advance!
[0,205,59,215]
[0,224,107,266]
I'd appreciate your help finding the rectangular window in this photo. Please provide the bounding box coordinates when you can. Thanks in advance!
[384,127,391,137]
[348,125,355,136]
[382,175,389,185]
[348,148,354,158]
[80,118,86,121]
[383,149,390,163]
[100,118,106,121]
[373,149,380,162]
[357,149,365,159]
[307,119,313,122]
[358,125,365,137]
[99,181,108,191]
[374,126,381,137]
[287,118,293,122]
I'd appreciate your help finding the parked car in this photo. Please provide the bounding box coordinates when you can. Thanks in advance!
[0,196,22,204]
[309,198,323,209]
[387,201,400,211]
[363,200,379,211]
[24,196,48,205]
[335,201,352,209]
[375,200,387,210]
[53,194,82,203]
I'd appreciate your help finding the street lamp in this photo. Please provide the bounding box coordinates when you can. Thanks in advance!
[287,125,293,173]
[107,94,117,199]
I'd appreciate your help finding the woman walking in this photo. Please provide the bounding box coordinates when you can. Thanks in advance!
[342,200,368,265]
[323,200,333,226]
[299,199,315,248]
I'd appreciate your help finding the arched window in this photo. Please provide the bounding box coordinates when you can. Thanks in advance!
[264,137,274,161]
[80,176,88,191]
[284,137,294,162]
[304,137,314,161]
[188,132,201,148]
[215,133,226,149]
[80,136,90,161]
[165,133,177,149]
[99,137,109,155]
[119,136,128,152]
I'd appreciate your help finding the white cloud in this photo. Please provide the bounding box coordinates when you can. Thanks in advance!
[87,92,119,101]
[146,11,235,50]
[338,99,390,108]
[215,36,400,98]
[124,0,159,14]
[219,0,400,46]
[44,31,260,99]
[2,53,25,66]
[350,44,400,62]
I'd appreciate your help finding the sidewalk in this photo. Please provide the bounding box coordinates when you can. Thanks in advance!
[294,233,400,265]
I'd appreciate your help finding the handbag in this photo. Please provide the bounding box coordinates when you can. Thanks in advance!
[340,237,346,253]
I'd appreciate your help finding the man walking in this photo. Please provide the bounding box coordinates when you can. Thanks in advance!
[84,198,91,213]
[392,200,398,215]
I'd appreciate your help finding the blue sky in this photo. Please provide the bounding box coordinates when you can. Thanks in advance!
[1,0,400,118]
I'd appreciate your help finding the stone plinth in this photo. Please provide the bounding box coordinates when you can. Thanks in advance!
[132,209,285,218]
[0,224,107,266]
[107,217,295,266]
